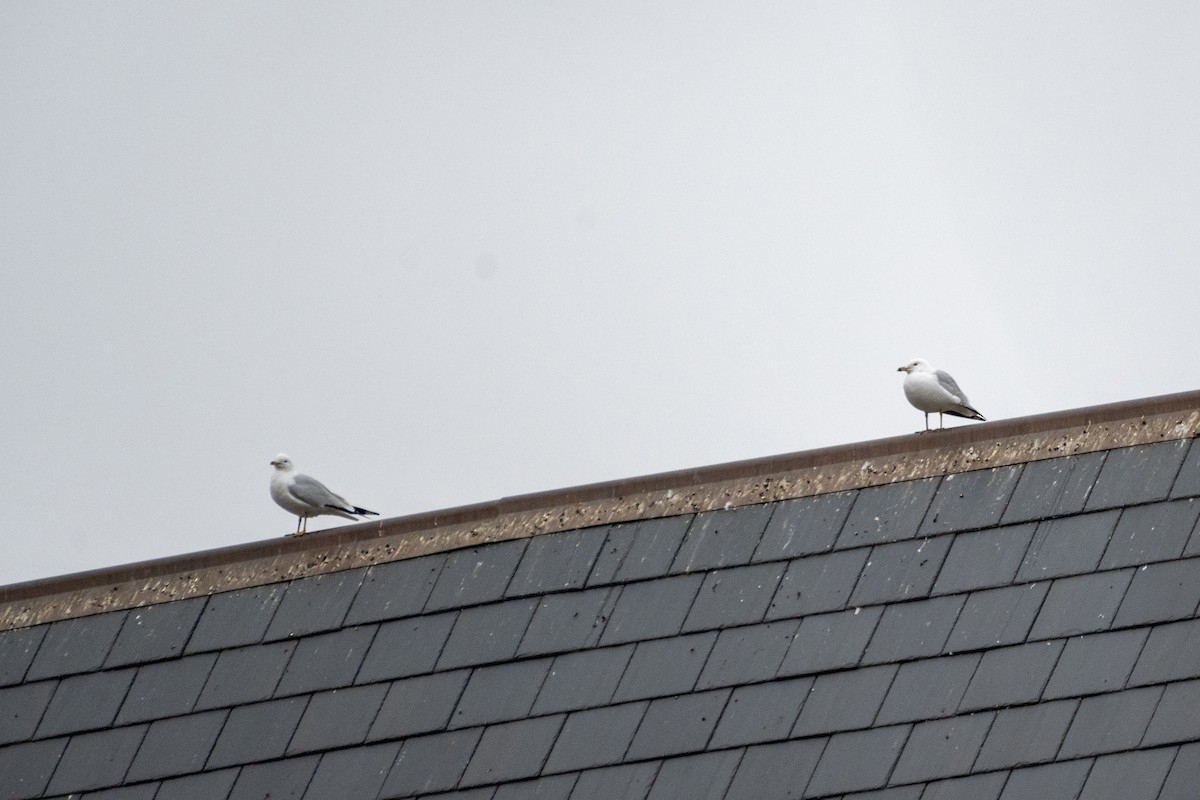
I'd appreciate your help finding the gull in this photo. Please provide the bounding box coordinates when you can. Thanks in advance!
[269,454,378,536]
[897,358,986,431]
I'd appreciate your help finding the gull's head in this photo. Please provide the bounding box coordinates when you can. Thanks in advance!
[898,358,933,374]
[270,454,294,472]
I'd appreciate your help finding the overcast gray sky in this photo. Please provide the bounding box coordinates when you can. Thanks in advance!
[2,3,1198,586]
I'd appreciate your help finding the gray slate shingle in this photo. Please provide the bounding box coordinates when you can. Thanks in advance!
[1128,618,1200,685]
[227,754,318,800]
[1015,511,1121,582]
[426,540,528,612]
[105,598,206,667]
[723,738,825,800]
[644,750,742,800]
[46,726,146,795]
[754,491,856,560]
[1099,498,1200,569]
[805,725,910,797]
[36,668,135,737]
[959,640,1064,711]
[918,466,1022,536]
[974,698,1079,771]
[452,659,551,728]
[1042,628,1148,699]
[185,584,287,653]
[344,553,445,625]
[507,528,609,597]
[1001,451,1106,524]
[0,681,55,745]
[875,653,981,725]
[837,478,939,549]
[849,535,953,606]
[568,761,658,800]
[381,729,482,797]
[932,523,1036,595]
[494,774,577,800]
[26,612,127,681]
[0,737,67,800]
[194,641,296,710]
[681,562,785,632]
[613,632,716,702]
[0,626,47,688]
[154,768,238,800]
[997,759,1092,800]
[765,548,869,619]
[356,611,456,683]
[1057,685,1163,758]
[437,598,538,670]
[532,645,633,715]
[206,695,309,768]
[115,652,217,725]
[670,504,775,573]
[1159,741,1200,800]
[262,568,366,641]
[624,689,730,760]
[890,712,994,784]
[1027,569,1134,640]
[1085,439,1190,511]
[780,606,882,676]
[1141,678,1200,746]
[792,664,897,737]
[369,669,469,741]
[304,741,400,800]
[709,675,813,748]
[286,683,388,754]
[543,701,648,772]
[1076,748,1177,800]
[1112,557,1200,627]
[125,709,227,782]
[921,771,1008,800]
[1169,438,1200,498]
[459,715,565,787]
[695,620,798,689]
[588,517,691,585]
[861,595,964,664]
[944,582,1048,653]
[273,624,375,695]
[598,574,703,646]
[518,587,618,657]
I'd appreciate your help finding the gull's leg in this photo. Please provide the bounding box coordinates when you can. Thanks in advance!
[939,412,945,429]
[924,413,931,431]
[294,516,304,537]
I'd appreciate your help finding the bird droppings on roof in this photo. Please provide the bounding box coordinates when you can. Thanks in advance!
[1,391,1200,799]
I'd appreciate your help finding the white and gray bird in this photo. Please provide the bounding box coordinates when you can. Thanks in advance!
[897,359,986,431]
[269,454,378,536]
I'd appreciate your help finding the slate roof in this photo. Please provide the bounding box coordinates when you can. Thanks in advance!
[2,391,1200,800]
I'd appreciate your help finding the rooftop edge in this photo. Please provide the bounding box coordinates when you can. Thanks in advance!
[4,389,1199,630]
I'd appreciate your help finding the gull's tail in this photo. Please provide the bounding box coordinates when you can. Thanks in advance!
[323,504,379,519]
[945,406,986,422]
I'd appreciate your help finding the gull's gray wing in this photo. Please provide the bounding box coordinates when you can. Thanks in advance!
[289,473,352,512]
[935,369,969,404]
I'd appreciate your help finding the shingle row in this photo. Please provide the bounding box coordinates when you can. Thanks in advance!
[8,537,1198,753]
[5,602,1200,800]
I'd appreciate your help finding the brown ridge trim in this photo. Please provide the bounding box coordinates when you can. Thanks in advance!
[3,389,1199,631]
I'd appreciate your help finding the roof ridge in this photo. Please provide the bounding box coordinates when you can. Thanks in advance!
[3,389,1199,630]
